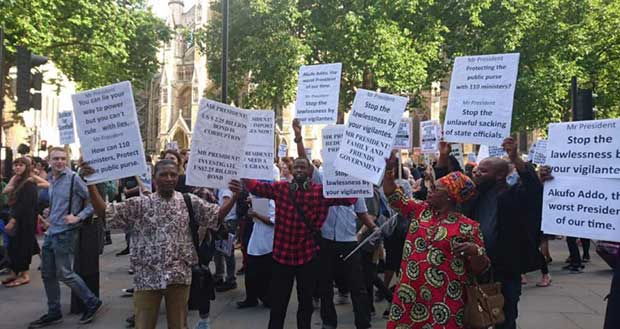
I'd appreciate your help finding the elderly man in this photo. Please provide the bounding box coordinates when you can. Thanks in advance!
[85,159,240,329]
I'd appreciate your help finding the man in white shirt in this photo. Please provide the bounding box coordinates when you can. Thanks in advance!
[214,188,238,291]
[237,197,276,308]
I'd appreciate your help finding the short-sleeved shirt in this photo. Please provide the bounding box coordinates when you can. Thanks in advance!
[247,199,276,256]
[217,188,237,221]
[106,191,220,290]
[321,198,368,242]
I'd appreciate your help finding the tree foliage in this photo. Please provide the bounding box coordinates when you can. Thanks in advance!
[1,0,171,91]
[197,0,620,131]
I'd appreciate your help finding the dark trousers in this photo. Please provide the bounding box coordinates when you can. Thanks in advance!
[495,274,522,329]
[268,258,318,329]
[245,253,272,304]
[604,256,620,329]
[319,239,371,329]
[567,237,590,266]
[360,250,392,313]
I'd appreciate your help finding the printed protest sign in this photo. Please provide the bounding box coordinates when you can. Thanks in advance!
[443,53,520,146]
[467,153,477,164]
[542,176,620,243]
[72,81,147,184]
[138,166,152,193]
[334,89,408,185]
[166,141,179,151]
[321,125,373,198]
[242,110,275,180]
[546,118,620,178]
[527,142,537,162]
[294,63,342,125]
[57,111,75,145]
[477,144,507,161]
[186,99,248,188]
[449,143,464,168]
[532,139,547,165]
[393,118,412,150]
[277,144,287,158]
[420,120,441,154]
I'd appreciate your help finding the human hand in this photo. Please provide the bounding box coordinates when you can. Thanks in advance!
[229,180,242,195]
[453,242,480,257]
[248,209,257,219]
[292,119,302,137]
[64,214,80,225]
[5,218,16,235]
[79,163,97,178]
[43,207,50,218]
[501,137,518,161]
[439,141,451,155]
[538,165,554,183]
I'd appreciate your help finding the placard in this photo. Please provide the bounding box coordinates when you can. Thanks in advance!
[57,111,76,145]
[242,110,275,180]
[449,143,464,168]
[321,125,373,198]
[186,99,248,188]
[277,144,287,158]
[542,176,620,242]
[477,144,507,161]
[532,139,547,165]
[334,89,408,185]
[138,166,152,193]
[443,53,520,146]
[294,63,342,125]
[467,153,477,164]
[546,119,620,178]
[72,81,147,184]
[527,142,537,162]
[420,120,441,154]
[393,118,412,150]
[166,141,179,151]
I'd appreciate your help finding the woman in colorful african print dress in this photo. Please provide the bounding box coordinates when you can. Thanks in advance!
[383,152,489,329]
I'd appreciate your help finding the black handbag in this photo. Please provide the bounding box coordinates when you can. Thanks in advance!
[183,194,215,309]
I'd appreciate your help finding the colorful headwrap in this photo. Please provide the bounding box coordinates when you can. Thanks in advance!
[437,171,477,204]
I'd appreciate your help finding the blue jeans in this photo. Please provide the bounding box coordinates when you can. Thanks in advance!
[496,274,521,329]
[41,229,100,316]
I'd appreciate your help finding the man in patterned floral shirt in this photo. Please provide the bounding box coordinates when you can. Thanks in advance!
[84,159,240,329]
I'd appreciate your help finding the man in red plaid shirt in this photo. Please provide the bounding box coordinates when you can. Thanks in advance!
[242,122,356,329]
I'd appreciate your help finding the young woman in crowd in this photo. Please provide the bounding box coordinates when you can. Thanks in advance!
[1,157,44,287]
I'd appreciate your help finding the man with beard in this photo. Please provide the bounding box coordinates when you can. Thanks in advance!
[436,138,542,329]
[84,160,240,329]
[242,120,357,329]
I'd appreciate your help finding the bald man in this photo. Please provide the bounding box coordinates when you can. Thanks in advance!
[436,139,543,329]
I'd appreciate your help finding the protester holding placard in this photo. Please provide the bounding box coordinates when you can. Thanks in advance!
[451,138,542,329]
[382,151,489,329]
[242,150,357,329]
[84,159,240,329]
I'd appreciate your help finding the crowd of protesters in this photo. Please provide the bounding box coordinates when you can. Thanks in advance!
[0,118,618,329]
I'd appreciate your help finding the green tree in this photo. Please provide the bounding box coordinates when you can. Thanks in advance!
[0,0,170,91]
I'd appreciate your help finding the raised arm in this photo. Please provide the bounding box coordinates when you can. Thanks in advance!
[383,151,425,219]
[243,178,277,200]
[293,118,306,159]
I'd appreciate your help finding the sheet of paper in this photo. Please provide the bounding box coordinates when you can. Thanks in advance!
[71,81,147,184]
[294,63,342,125]
[57,111,76,145]
[443,53,520,146]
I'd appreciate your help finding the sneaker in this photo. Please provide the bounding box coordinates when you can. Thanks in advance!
[79,300,104,324]
[583,255,590,263]
[194,319,210,329]
[121,287,134,297]
[236,300,258,309]
[126,314,135,328]
[215,281,237,292]
[28,314,63,328]
[116,248,129,256]
[334,292,349,305]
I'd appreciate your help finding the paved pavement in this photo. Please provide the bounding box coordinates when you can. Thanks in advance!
[0,235,612,329]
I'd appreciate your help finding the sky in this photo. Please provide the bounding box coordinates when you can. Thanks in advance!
[148,0,196,18]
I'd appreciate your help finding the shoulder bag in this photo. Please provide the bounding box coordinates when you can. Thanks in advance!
[464,272,505,329]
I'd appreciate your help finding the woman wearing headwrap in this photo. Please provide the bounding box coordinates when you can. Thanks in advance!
[383,151,489,329]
